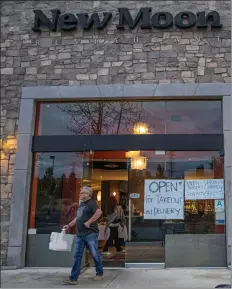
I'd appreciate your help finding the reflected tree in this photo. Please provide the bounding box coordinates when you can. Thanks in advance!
[38,167,60,215]
[211,156,224,178]
[58,101,151,135]
[156,164,164,178]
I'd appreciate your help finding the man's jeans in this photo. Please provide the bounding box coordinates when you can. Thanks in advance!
[70,233,103,281]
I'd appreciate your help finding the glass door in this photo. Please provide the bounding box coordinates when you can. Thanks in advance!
[125,151,166,266]
[85,151,129,267]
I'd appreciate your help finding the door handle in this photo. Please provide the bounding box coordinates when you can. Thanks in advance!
[128,198,132,241]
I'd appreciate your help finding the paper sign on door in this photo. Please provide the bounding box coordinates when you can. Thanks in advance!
[144,179,184,220]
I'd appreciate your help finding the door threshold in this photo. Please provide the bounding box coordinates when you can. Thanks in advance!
[125,263,165,269]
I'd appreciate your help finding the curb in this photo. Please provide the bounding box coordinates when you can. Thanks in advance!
[1,266,19,270]
[1,265,89,272]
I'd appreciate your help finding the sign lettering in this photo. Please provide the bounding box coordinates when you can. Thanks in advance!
[32,8,222,32]
[144,180,184,220]
[185,179,224,200]
[215,200,225,212]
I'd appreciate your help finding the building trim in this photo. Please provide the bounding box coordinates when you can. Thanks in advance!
[32,134,224,152]
[22,83,231,99]
[222,95,232,268]
[7,83,231,267]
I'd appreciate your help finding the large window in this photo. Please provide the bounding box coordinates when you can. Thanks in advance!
[35,100,222,135]
[128,150,225,239]
[29,151,224,235]
[29,152,94,234]
[30,99,224,266]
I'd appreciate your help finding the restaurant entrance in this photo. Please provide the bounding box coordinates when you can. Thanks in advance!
[26,99,225,268]
[82,150,224,268]
[89,150,166,267]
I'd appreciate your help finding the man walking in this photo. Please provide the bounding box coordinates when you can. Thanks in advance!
[63,186,104,285]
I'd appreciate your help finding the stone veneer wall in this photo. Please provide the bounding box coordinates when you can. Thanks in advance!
[0,0,231,265]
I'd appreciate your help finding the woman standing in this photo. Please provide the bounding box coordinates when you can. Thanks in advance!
[102,196,126,255]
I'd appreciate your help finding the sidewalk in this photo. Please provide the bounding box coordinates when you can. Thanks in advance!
[1,267,231,288]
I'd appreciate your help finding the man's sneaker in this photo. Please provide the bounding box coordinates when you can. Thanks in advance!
[62,278,78,285]
[93,276,104,281]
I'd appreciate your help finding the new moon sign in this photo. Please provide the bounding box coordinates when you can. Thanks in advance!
[144,180,184,220]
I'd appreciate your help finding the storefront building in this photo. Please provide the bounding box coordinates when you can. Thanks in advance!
[1,1,231,268]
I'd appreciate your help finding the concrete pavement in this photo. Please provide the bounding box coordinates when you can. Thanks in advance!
[1,267,231,288]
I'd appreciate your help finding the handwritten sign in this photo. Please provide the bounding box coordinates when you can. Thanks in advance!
[144,180,184,220]
[185,179,224,200]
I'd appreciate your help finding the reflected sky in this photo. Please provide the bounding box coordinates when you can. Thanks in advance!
[36,101,222,135]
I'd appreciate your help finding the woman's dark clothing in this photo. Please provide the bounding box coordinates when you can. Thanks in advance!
[103,205,125,252]
[103,226,122,252]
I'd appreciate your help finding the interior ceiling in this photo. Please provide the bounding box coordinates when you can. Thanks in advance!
[90,150,219,161]
[92,157,215,163]
[88,166,215,190]
[86,169,128,190]
[92,170,128,181]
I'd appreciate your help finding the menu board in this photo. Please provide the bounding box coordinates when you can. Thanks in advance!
[185,179,224,200]
[144,180,184,220]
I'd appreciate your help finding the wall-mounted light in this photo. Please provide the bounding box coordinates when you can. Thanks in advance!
[133,122,149,135]
[1,136,17,154]
[113,192,117,197]
[1,151,6,159]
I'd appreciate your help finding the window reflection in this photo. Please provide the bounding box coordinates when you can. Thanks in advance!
[30,152,85,234]
[30,151,224,236]
[36,102,163,135]
[128,151,224,239]
[36,100,222,135]
[166,101,222,134]
[29,151,224,266]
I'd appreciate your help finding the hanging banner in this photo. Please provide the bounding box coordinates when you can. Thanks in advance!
[185,179,224,200]
[144,179,184,220]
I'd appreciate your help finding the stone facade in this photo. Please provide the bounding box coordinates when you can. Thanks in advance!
[0,0,231,265]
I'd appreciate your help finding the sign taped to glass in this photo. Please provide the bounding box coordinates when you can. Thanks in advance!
[144,179,184,220]
[185,179,224,200]
[215,211,225,225]
[215,200,225,212]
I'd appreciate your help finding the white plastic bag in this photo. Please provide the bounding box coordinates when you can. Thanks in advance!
[49,231,74,252]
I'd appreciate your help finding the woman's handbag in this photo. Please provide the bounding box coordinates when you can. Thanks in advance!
[98,225,110,240]
[118,224,128,241]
